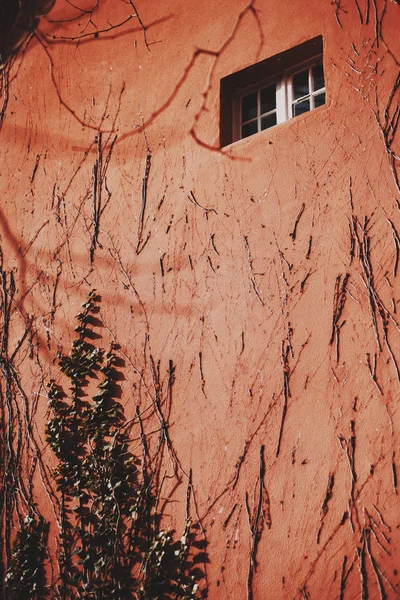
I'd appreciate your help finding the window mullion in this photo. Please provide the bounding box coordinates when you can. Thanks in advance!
[309,67,314,110]
[276,76,286,123]
[286,73,293,120]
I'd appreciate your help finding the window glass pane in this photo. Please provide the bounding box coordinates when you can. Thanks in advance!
[242,120,258,139]
[260,85,276,115]
[293,98,310,116]
[293,69,309,99]
[241,92,257,123]
[312,63,325,91]
[261,112,277,130]
[314,91,325,108]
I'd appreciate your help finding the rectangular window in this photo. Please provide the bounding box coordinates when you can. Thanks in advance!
[220,36,325,147]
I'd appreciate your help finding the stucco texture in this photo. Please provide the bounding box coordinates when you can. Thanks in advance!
[1,0,400,598]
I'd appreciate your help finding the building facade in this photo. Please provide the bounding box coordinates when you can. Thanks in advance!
[1,0,400,598]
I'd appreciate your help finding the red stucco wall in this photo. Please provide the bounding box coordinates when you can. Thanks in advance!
[1,0,400,598]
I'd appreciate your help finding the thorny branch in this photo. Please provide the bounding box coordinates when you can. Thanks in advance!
[289,203,306,241]
[136,148,152,255]
[330,273,349,362]
[243,236,265,307]
[276,326,293,457]
[246,445,271,600]
[338,419,359,533]
[316,473,335,544]
[90,132,117,263]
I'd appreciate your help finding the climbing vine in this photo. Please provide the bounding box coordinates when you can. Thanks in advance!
[2,0,399,598]
[3,290,205,599]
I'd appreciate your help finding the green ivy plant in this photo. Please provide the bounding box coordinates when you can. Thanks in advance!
[4,512,48,600]
[43,291,205,599]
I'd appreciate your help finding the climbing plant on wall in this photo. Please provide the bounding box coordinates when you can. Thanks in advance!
[3,290,205,599]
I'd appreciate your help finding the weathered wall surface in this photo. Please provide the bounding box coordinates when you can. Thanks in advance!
[1,0,400,598]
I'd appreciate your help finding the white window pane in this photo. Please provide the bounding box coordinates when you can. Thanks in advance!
[293,69,309,99]
[312,63,325,91]
[242,92,257,123]
[260,84,276,115]
[314,91,325,108]
[261,112,277,130]
[242,120,258,138]
[293,98,310,116]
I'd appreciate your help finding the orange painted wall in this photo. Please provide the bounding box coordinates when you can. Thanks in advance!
[1,0,400,597]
